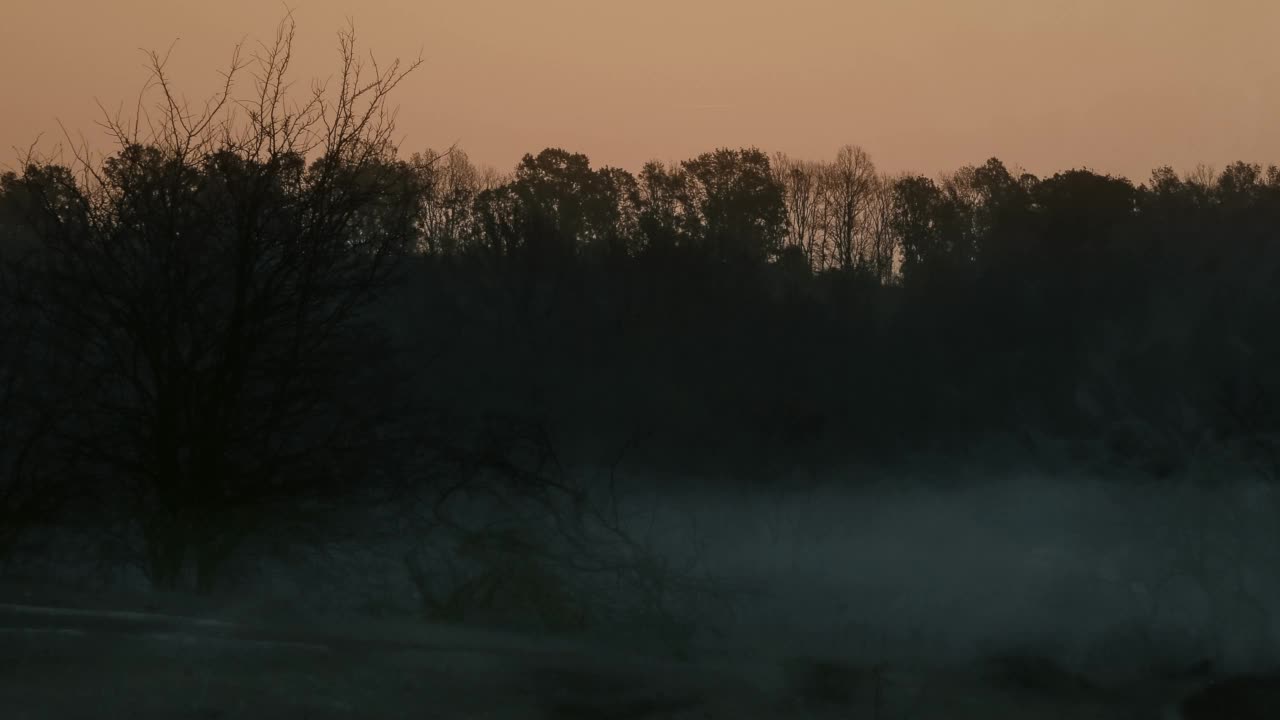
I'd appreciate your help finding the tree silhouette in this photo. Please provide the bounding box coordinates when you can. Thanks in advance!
[11,13,1280,609]
[2,15,423,591]
[772,152,827,269]
[824,145,879,273]
[411,148,491,257]
[681,147,787,266]
[636,160,698,259]
[890,174,972,289]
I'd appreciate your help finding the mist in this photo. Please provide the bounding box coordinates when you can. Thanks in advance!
[4,10,1280,719]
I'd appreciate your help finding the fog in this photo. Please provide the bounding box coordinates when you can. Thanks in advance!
[17,461,1278,677]
[6,12,1280,713]
[569,467,1273,673]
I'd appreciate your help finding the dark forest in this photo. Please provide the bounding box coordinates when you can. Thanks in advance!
[2,17,1279,720]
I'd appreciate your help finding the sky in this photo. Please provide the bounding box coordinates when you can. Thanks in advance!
[2,0,1278,182]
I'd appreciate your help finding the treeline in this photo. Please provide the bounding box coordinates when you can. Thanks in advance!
[5,140,1280,488]
[401,144,1280,481]
[1,17,1279,597]
[410,144,891,274]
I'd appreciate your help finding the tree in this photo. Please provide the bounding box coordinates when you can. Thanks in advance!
[1031,168,1139,304]
[1033,169,1137,247]
[0,214,79,562]
[5,14,424,592]
[473,182,523,261]
[823,145,879,272]
[636,160,697,258]
[681,148,787,266]
[0,163,111,564]
[473,149,640,267]
[890,174,972,288]
[411,148,488,257]
[862,174,901,284]
[511,149,640,264]
[509,148,598,268]
[772,152,828,269]
[589,165,643,262]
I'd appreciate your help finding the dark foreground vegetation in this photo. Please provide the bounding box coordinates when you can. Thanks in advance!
[2,13,1280,719]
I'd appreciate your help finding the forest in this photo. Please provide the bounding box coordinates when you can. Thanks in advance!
[2,16,1279,720]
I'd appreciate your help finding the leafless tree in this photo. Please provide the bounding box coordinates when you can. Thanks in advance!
[822,145,879,272]
[1186,163,1218,194]
[772,152,830,270]
[4,12,425,592]
[411,147,486,256]
[864,174,902,284]
[400,419,743,655]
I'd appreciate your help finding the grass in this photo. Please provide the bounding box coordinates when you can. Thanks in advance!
[0,591,1206,719]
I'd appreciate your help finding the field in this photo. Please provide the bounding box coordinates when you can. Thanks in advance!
[5,473,1277,719]
[0,578,1198,720]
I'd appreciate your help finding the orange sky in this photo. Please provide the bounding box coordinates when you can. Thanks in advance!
[3,0,1278,182]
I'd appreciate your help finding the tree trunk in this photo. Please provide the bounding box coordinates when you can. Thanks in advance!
[142,515,190,591]
[193,532,242,595]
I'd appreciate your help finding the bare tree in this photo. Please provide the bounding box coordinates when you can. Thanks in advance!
[864,174,901,284]
[772,152,830,270]
[823,145,878,272]
[1186,163,1219,195]
[5,12,425,592]
[401,419,742,656]
[412,147,485,256]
